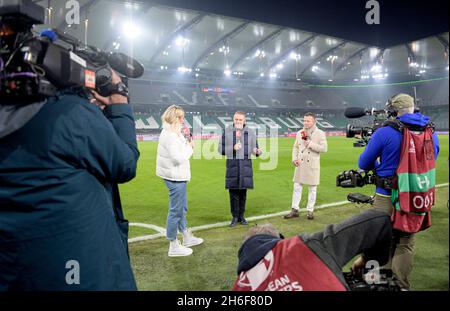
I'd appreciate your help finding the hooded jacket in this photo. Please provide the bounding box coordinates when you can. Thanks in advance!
[0,88,139,290]
[358,113,440,196]
[0,88,139,241]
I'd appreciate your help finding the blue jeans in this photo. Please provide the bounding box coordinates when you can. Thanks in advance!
[164,179,188,241]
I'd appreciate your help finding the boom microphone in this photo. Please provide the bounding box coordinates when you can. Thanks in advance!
[345,107,368,118]
[103,52,144,79]
[345,107,387,118]
[0,0,145,102]
[49,30,144,78]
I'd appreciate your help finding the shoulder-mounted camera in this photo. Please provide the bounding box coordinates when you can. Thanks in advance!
[0,0,144,103]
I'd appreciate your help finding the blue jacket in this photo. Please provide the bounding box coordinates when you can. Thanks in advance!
[0,88,139,290]
[358,113,440,196]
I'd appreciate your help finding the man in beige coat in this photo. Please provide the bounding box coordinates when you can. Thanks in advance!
[284,112,328,220]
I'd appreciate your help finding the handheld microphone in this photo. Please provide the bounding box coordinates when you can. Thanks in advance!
[301,130,308,140]
[182,124,192,142]
[236,130,242,143]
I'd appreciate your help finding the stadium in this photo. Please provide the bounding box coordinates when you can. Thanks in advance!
[2,0,449,293]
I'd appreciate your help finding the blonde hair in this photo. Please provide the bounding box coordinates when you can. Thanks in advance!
[161,105,185,131]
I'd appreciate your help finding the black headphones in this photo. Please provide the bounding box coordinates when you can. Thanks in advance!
[386,93,401,117]
[386,93,419,117]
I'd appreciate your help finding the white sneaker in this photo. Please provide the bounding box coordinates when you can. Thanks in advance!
[182,229,204,247]
[168,239,193,257]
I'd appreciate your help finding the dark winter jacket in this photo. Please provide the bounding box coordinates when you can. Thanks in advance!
[218,125,259,189]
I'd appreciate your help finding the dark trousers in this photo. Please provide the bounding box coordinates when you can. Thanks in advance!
[229,189,247,219]
[372,194,415,289]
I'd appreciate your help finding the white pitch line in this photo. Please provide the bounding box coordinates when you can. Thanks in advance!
[129,223,166,233]
[128,183,449,244]
[128,200,350,243]
[129,233,165,243]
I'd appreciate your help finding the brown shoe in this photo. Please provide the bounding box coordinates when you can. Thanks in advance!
[283,208,299,219]
[307,211,314,220]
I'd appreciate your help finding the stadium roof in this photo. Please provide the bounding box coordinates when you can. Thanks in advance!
[35,0,449,83]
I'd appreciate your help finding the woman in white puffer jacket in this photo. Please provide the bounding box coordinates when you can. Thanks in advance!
[156,105,203,257]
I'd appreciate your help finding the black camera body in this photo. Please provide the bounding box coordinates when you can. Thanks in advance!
[344,107,391,147]
[344,269,403,291]
[344,106,421,147]
[336,169,375,188]
[345,124,373,147]
[336,170,378,204]
[336,169,395,204]
[0,0,143,103]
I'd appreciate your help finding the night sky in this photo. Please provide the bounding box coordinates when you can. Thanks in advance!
[147,0,449,47]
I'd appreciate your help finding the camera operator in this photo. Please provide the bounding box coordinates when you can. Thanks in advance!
[0,70,140,290]
[232,209,392,291]
[356,93,440,290]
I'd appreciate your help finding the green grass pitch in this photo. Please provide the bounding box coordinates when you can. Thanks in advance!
[120,135,448,291]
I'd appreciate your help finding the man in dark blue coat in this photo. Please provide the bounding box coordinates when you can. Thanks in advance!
[218,111,262,227]
[0,71,139,290]
[357,93,440,289]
